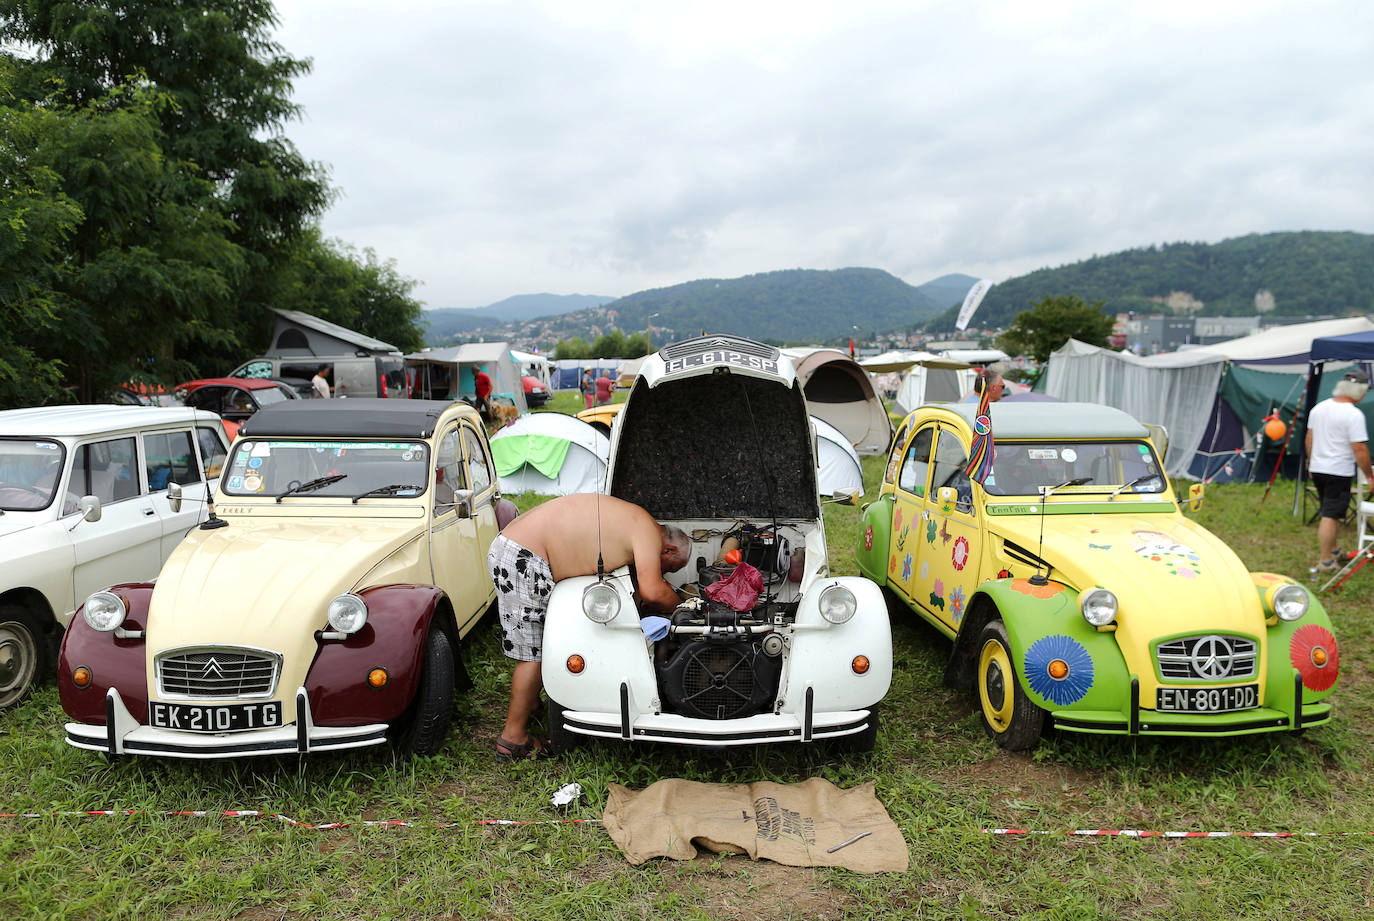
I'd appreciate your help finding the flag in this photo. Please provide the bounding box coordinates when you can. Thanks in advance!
[848,337,855,359]
[955,279,994,331]
[965,381,995,483]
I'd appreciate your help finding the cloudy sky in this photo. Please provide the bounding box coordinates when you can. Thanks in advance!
[272,0,1374,310]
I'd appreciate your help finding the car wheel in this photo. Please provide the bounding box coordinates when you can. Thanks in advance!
[0,606,44,710]
[975,619,1044,751]
[547,698,579,755]
[830,702,880,754]
[393,626,455,756]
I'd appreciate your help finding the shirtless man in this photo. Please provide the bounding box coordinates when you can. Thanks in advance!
[487,493,691,760]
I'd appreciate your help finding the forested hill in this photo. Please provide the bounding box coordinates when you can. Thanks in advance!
[927,231,1374,331]
[602,268,954,343]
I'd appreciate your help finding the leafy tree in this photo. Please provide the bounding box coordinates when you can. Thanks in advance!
[999,294,1116,363]
[0,81,81,407]
[553,337,591,360]
[590,330,627,358]
[623,332,649,356]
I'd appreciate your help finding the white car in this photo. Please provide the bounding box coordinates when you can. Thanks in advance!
[542,335,892,751]
[0,405,228,708]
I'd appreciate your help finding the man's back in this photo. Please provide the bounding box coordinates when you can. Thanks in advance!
[502,494,653,581]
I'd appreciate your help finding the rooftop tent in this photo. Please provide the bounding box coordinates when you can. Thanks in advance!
[266,308,400,357]
[784,348,892,456]
[489,413,610,496]
[404,342,528,412]
[812,415,864,498]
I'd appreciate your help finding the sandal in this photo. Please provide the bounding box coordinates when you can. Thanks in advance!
[495,735,555,762]
[1310,559,1339,574]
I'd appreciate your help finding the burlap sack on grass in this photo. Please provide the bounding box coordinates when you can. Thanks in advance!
[602,777,907,873]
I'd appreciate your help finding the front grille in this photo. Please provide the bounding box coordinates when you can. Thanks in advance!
[1156,635,1257,681]
[659,639,781,720]
[156,647,281,699]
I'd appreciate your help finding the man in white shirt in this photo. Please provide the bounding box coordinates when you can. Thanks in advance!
[1305,368,1373,573]
[311,365,331,399]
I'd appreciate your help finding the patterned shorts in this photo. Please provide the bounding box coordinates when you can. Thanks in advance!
[488,533,554,662]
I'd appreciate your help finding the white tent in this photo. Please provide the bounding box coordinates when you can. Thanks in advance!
[510,349,551,388]
[489,413,610,496]
[892,356,977,415]
[1041,317,1374,478]
[812,416,864,498]
[406,342,529,411]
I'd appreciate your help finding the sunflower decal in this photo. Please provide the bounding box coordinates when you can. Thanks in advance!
[902,553,913,582]
[1025,634,1094,706]
[951,536,970,571]
[949,585,966,621]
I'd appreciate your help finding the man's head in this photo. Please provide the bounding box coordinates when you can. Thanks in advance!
[1335,368,1370,402]
[974,362,1008,402]
[659,524,691,573]
[316,364,330,377]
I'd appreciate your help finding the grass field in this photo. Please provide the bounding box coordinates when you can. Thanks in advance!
[2,459,1373,920]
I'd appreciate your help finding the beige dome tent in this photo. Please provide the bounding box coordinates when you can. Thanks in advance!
[784,348,892,456]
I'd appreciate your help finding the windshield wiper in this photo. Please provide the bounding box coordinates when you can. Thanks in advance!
[275,474,347,503]
[1108,473,1161,501]
[1040,476,1093,498]
[351,483,426,503]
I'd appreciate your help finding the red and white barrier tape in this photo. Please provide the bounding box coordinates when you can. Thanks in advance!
[0,811,1366,838]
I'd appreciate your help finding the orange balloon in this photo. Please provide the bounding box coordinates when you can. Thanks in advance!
[1263,418,1287,440]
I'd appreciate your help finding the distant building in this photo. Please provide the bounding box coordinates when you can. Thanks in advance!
[1193,317,1260,345]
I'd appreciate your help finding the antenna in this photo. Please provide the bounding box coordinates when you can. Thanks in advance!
[1027,477,1092,585]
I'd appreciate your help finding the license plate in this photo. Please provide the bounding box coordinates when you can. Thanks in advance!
[1155,684,1258,714]
[149,700,283,733]
[664,350,778,375]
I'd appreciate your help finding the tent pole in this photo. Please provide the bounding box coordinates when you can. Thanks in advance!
[1261,388,1305,505]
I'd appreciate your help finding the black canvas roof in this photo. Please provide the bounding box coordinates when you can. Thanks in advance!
[237,399,457,439]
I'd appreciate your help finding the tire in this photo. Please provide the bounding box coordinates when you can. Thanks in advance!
[393,626,455,756]
[547,698,579,755]
[0,606,45,710]
[831,702,880,754]
[975,620,1044,751]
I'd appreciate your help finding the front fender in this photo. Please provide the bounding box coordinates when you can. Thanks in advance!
[58,583,154,725]
[542,572,657,712]
[780,575,893,712]
[960,578,1130,712]
[306,584,446,726]
[855,495,893,586]
[1253,573,1339,702]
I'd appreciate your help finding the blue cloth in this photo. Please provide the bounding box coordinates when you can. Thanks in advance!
[640,616,671,642]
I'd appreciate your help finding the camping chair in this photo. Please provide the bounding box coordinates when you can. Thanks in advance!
[1357,471,1374,555]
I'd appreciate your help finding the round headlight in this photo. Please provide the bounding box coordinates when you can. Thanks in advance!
[1080,588,1118,627]
[1273,583,1310,622]
[819,584,857,624]
[582,581,621,624]
[82,591,127,632]
[327,594,368,634]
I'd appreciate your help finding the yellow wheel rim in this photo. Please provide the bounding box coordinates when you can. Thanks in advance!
[978,637,1015,734]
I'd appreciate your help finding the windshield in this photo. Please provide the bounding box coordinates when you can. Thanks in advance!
[0,439,66,511]
[983,440,1165,497]
[221,439,430,499]
[254,386,291,407]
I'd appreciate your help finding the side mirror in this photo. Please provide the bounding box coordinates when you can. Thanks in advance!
[79,495,102,522]
[827,486,860,506]
[937,486,958,505]
[167,482,183,513]
[454,488,475,519]
[1186,482,1205,512]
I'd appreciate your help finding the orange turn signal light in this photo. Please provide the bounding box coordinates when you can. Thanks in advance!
[368,668,389,688]
[72,666,92,689]
[851,655,870,675]
[566,654,586,675]
[1312,647,1329,667]
[1048,659,1069,680]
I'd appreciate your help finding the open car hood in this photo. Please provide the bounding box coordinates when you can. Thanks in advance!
[609,367,820,521]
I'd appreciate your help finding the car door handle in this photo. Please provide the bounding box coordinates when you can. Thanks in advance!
[143,507,156,517]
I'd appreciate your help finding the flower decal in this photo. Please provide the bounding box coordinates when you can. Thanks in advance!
[1025,634,1094,706]
[1290,624,1339,692]
[949,585,966,621]
[902,553,913,582]
[951,536,970,571]
[1132,529,1202,577]
[1011,579,1062,599]
[864,525,874,551]
[893,508,904,533]
[926,519,938,544]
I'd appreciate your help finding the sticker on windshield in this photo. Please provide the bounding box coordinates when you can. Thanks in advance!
[1061,448,1078,463]
[243,475,263,492]
[252,443,271,456]
[1027,449,1058,460]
